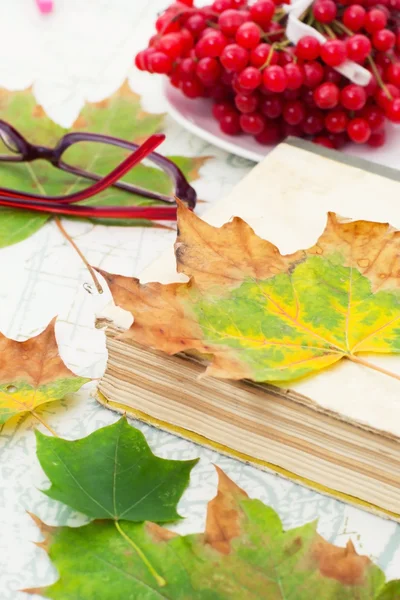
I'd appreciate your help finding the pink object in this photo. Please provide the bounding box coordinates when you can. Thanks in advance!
[36,0,53,14]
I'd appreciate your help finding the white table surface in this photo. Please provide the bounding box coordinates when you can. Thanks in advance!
[0,1,399,598]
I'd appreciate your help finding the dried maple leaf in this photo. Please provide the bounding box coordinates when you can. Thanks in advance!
[100,203,400,383]
[0,319,88,426]
[26,467,400,599]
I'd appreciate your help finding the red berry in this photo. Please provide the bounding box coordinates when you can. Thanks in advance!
[365,71,378,95]
[250,0,276,28]
[135,50,150,71]
[179,57,197,76]
[296,36,321,60]
[196,57,222,85]
[340,84,367,110]
[262,65,288,92]
[235,92,259,112]
[346,34,372,62]
[236,22,261,49]
[221,43,249,71]
[313,0,337,23]
[255,121,282,145]
[324,66,343,84]
[347,118,371,143]
[237,66,263,90]
[195,31,227,58]
[373,29,395,51]
[284,63,304,89]
[260,95,283,118]
[266,22,284,41]
[302,88,317,107]
[303,61,325,88]
[212,0,233,11]
[327,132,347,148]
[313,82,340,109]
[321,39,347,66]
[213,101,235,120]
[302,109,325,134]
[283,100,306,125]
[220,111,241,134]
[343,5,366,31]
[148,51,173,74]
[313,136,335,148]
[250,43,278,67]
[360,104,385,129]
[282,123,303,138]
[218,9,248,36]
[180,77,205,98]
[375,84,400,109]
[325,109,348,133]
[185,14,207,37]
[375,51,392,69]
[386,98,400,122]
[386,63,400,87]
[180,29,194,55]
[368,130,386,147]
[240,112,266,134]
[364,8,387,32]
[158,33,184,59]
[156,12,181,34]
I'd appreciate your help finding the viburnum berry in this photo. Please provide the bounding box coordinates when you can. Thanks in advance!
[180,77,205,98]
[220,110,241,134]
[266,21,284,42]
[237,66,263,90]
[212,101,235,120]
[158,33,184,59]
[180,29,194,54]
[185,14,207,37]
[368,130,386,147]
[320,39,347,66]
[235,92,259,112]
[343,5,366,31]
[196,57,222,85]
[302,88,316,107]
[218,9,248,36]
[372,29,396,51]
[212,0,233,12]
[324,66,342,84]
[313,136,335,148]
[386,98,400,122]
[255,121,282,145]
[236,22,261,49]
[364,8,387,32]
[313,82,340,109]
[135,49,152,71]
[325,109,348,133]
[283,100,306,125]
[260,95,283,118]
[195,31,227,58]
[221,43,249,71]
[386,63,400,87]
[303,61,325,88]
[296,36,321,60]
[250,43,278,67]
[302,109,325,134]
[360,104,385,129]
[284,63,304,89]
[148,51,173,74]
[375,51,392,69]
[375,84,400,109]
[240,111,266,134]
[156,12,181,35]
[313,0,337,23]
[340,84,367,110]
[262,65,288,92]
[250,0,275,28]
[347,118,371,143]
[179,57,197,76]
[346,34,372,61]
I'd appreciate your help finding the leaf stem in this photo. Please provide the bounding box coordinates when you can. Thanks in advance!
[347,355,400,382]
[114,521,166,588]
[54,217,103,294]
[31,411,59,437]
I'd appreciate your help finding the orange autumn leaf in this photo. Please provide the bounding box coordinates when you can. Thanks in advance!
[101,202,400,384]
[0,319,89,425]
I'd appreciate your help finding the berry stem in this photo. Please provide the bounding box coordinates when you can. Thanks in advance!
[332,19,353,36]
[367,55,393,100]
[323,24,336,39]
[261,42,278,68]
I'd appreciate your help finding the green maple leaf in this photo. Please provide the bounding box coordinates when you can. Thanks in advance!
[0,85,208,246]
[26,467,400,599]
[100,202,400,384]
[36,417,198,522]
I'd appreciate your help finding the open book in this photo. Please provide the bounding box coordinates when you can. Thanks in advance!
[97,138,400,522]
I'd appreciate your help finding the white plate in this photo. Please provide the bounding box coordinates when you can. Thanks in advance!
[164,80,400,169]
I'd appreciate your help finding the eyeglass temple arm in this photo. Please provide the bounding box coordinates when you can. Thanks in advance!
[0,134,166,205]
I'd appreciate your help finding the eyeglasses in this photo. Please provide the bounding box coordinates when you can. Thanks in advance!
[0,120,197,221]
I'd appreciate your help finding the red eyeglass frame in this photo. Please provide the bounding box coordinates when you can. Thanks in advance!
[0,121,197,221]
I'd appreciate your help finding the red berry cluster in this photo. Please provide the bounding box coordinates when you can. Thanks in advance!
[135,0,400,149]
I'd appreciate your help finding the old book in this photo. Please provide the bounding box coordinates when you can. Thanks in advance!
[97,138,400,522]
